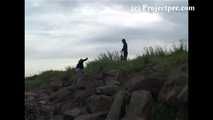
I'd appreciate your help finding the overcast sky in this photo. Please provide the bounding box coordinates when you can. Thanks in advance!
[25,0,188,77]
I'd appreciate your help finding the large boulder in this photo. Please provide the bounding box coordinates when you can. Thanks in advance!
[25,92,37,101]
[104,70,120,80]
[72,88,96,105]
[25,95,53,120]
[98,70,121,86]
[25,99,38,120]
[158,75,187,105]
[158,62,188,105]
[122,90,153,120]
[105,79,121,86]
[52,115,64,120]
[126,75,165,98]
[86,95,113,113]
[75,76,99,89]
[177,85,188,104]
[63,108,82,120]
[35,88,51,98]
[74,112,108,120]
[96,85,119,96]
[124,75,144,91]
[48,87,72,102]
[54,86,96,114]
[105,90,128,120]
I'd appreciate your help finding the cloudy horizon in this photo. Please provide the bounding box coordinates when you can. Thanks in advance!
[25,0,188,77]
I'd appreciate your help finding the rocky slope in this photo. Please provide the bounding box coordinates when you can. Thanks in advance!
[25,64,188,120]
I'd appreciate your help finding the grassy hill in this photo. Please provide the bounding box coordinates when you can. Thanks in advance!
[25,43,187,91]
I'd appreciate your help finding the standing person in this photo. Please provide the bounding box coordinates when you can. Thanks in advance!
[76,58,88,71]
[75,58,88,86]
[121,38,128,61]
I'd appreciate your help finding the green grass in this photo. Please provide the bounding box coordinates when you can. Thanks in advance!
[85,42,187,76]
[25,68,77,91]
[25,70,63,90]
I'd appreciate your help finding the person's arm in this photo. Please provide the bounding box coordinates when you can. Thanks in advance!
[121,44,125,51]
[122,43,127,51]
[121,43,124,51]
[82,58,88,61]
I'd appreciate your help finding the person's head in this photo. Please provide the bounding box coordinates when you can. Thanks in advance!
[122,38,126,43]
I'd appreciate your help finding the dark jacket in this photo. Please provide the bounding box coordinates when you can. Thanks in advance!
[122,41,128,54]
[76,58,88,69]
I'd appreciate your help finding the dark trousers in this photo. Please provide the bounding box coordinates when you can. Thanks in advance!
[121,51,128,61]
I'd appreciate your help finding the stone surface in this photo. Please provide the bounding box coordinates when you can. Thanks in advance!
[159,77,187,105]
[126,75,164,98]
[86,95,113,113]
[48,87,72,102]
[74,112,107,120]
[52,115,64,120]
[49,80,63,92]
[96,85,119,96]
[63,108,81,120]
[177,85,188,103]
[105,79,121,86]
[122,90,153,120]
[105,90,127,120]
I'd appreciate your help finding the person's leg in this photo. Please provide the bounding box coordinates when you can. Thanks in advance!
[76,69,84,87]
[120,54,123,61]
[124,52,128,61]
[73,68,80,85]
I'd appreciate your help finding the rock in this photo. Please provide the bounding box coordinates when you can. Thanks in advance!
[25,100,38,120]
[74,112,108,120]
[126,75,164,98]
[39,105,54,120]
[73,88,96,106]
[105,90,127,120]
[122,90,153,120]
[177,85,188,103]
[48,86,76,102]
[158,76,187,105]
[86,95,113,113]
[38,100,47,105]
[63,108,81,120]
[52,115,64,120]
[125,75,144,89]
[33,89,51,101]
[158,63,188,105]
[52,103,64,115]
[105,79,121,86]
[48,86,73,102]
[25,94,36,102]
[25,92,37,96]
[49,80,63,92]
[104,70,120,79]
[95,79,106,86]
[63,80,73,87]
[25,97,53,120]
[72,77,102,92]
[25,91,42,102]
[59,100,87,116]
[96,85,119,96]
[99,70,121,86]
